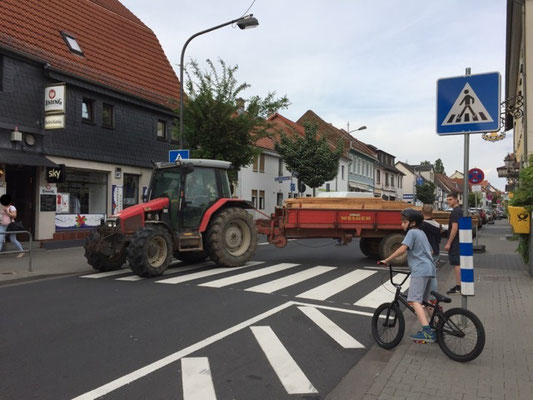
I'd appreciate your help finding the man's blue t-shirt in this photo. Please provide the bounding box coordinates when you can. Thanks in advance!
[401,228,435,277]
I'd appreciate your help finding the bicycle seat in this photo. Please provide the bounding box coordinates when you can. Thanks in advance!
[430,291,452,303]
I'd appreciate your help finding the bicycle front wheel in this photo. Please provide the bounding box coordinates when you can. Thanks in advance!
[436,307,485,362]
[372,302,405,349]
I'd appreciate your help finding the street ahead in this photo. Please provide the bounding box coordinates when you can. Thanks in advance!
[1,238,404,400]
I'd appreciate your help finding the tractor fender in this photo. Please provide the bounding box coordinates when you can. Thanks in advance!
[199,199,254,232]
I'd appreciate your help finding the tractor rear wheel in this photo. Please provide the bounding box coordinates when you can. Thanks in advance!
[175,250,208,264]
[127,225,173,277]
[378,233,407,265]
[359,238,380,258]
[206,207,257,267]
[84,230,126,271]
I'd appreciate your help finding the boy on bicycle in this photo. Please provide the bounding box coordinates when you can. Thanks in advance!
[379,208,437,342]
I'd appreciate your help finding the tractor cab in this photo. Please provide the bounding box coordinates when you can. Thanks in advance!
[148,159,232,231]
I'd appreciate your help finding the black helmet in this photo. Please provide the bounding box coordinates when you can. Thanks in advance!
[401,208,423,227]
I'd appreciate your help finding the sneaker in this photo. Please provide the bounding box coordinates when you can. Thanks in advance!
[447,285,461,294]
[410,328,436,343]
[16,252,25,258]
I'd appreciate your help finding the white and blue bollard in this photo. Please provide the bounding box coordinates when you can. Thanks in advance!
[459,217,474,296]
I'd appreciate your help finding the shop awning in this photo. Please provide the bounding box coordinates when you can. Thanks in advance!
[0,149,58,167]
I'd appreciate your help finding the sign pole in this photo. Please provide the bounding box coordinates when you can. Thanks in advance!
[461,67,471,310]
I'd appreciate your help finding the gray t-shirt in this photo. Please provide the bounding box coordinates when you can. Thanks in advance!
[401,228,435,277]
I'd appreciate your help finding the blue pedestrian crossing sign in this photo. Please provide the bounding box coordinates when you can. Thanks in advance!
[169,149,190,162]
[436,72,500,135]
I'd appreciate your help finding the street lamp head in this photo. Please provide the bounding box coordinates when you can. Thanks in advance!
[348,125,367,134]
[237,14,259,29]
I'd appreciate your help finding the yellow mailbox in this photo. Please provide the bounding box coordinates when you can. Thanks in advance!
[508,206,531,234]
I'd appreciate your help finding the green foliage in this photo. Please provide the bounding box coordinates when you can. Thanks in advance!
[434,158,445,174]
[180,59,290,181]
[415,181,436,204]
[468,192,483,207]
[510,156,533,264]
[420,160,431,166]
[274,123,344,189]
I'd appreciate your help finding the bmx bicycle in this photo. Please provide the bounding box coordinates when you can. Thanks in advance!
[371,262,485,362]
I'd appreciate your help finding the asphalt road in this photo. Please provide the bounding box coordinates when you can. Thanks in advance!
[1,237,397,400]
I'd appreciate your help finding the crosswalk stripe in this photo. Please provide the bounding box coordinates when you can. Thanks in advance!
[155,264,252,285]
[116,275,144,281]
[245,266,335,294]
[250,326,317,394]
[296,269,377,301]
[297,306,364,349]
[115,263,211,281]
[80,269,132,279]
[353,274,411,308]
[199,262,296,288]
[181,357,217,400]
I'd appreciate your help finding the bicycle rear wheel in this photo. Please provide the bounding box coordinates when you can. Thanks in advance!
[372,302,405,349]
[436,307,485,362]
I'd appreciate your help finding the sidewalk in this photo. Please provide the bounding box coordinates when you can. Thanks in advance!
[0,244,91,284]
[329,219,533,400]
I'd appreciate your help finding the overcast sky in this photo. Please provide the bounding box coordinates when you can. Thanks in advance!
[122,0,511,190]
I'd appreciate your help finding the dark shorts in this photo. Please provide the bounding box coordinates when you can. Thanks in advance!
[449,242,460,266]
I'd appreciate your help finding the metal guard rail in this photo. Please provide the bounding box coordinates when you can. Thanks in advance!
[0,230,33,272]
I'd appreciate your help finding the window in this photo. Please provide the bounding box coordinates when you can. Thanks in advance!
[103,103,114,128]
[385,173,389,187]
[277,192,284,207]
[253,153,265,173]
[376,170,381,184]
[82,98,94,122]
[60,31,84,55]
[341,165,344,179]
[399,176,403,188]
[259,190,265,209]
[278,159,283,176]
[157,120,167,140]
[251,190,258,208]
[56,169,107,215]
[356,159,360,174]
[391,174,394,187]
[123,174,139,208]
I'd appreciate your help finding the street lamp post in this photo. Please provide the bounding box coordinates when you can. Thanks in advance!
[178,14,259,149]
[346,123,367,134]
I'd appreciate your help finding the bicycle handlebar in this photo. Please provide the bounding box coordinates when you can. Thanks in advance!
[377,261,410,287]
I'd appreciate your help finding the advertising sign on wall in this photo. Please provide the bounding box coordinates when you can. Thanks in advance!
[44,84,66,113]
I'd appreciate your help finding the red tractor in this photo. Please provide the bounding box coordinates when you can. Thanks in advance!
[84,159,257,277]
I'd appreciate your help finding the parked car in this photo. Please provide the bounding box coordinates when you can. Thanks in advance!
[469,208,484,229]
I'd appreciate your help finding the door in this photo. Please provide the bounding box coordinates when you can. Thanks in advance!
[6,165,36,239]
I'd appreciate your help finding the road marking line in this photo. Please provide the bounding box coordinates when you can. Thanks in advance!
[246,266,335,294]
[115,275,144,281]
[155,265,252,285]
[250,326,317,394]
[354,274,411,308]
[296,269,377,300]
[199,262,295,288]
[71,302,294,400]
[80,269,132,279]
[181,357,217,400]
[297,306,364,349]
[115,263,212,281]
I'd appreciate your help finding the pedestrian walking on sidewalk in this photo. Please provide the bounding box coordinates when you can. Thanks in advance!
[0,194,25,257]
[379,208,437,342]
[445,193,462,294]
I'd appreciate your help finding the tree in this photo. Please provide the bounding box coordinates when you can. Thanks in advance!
[468,192,482,207]
[434,158,445,174]
[420,160,431,166]
[415,181,436,204]
[274,123,344,191]
[181,59,290,181]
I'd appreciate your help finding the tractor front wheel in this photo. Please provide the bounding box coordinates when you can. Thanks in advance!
[206,207,257,267]
[84,230,126,271]
[378,233,407,265]
[127,225,173,277]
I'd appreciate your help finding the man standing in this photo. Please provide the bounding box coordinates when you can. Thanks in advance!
[445,193,462,294]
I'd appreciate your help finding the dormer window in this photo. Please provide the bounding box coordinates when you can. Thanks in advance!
[60,31,83,56]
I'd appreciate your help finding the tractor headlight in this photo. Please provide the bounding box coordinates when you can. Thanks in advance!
[106,219,117,228]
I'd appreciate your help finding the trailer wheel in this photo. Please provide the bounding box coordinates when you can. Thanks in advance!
[175,250,208,264]
[127,225,173,277]
[84,230,126,271]
[379,233,407,265]
[206,207,257,267]
[359,238,380,258]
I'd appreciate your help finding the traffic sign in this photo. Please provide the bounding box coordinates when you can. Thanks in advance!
[436,72,500,135]
[290,183,296,192]
[486,193,493,201]
[416,176,424,186]
[169,149,190,162]
[468,168,485,184]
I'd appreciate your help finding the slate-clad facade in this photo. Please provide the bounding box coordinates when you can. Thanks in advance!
[0,0,180,243]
